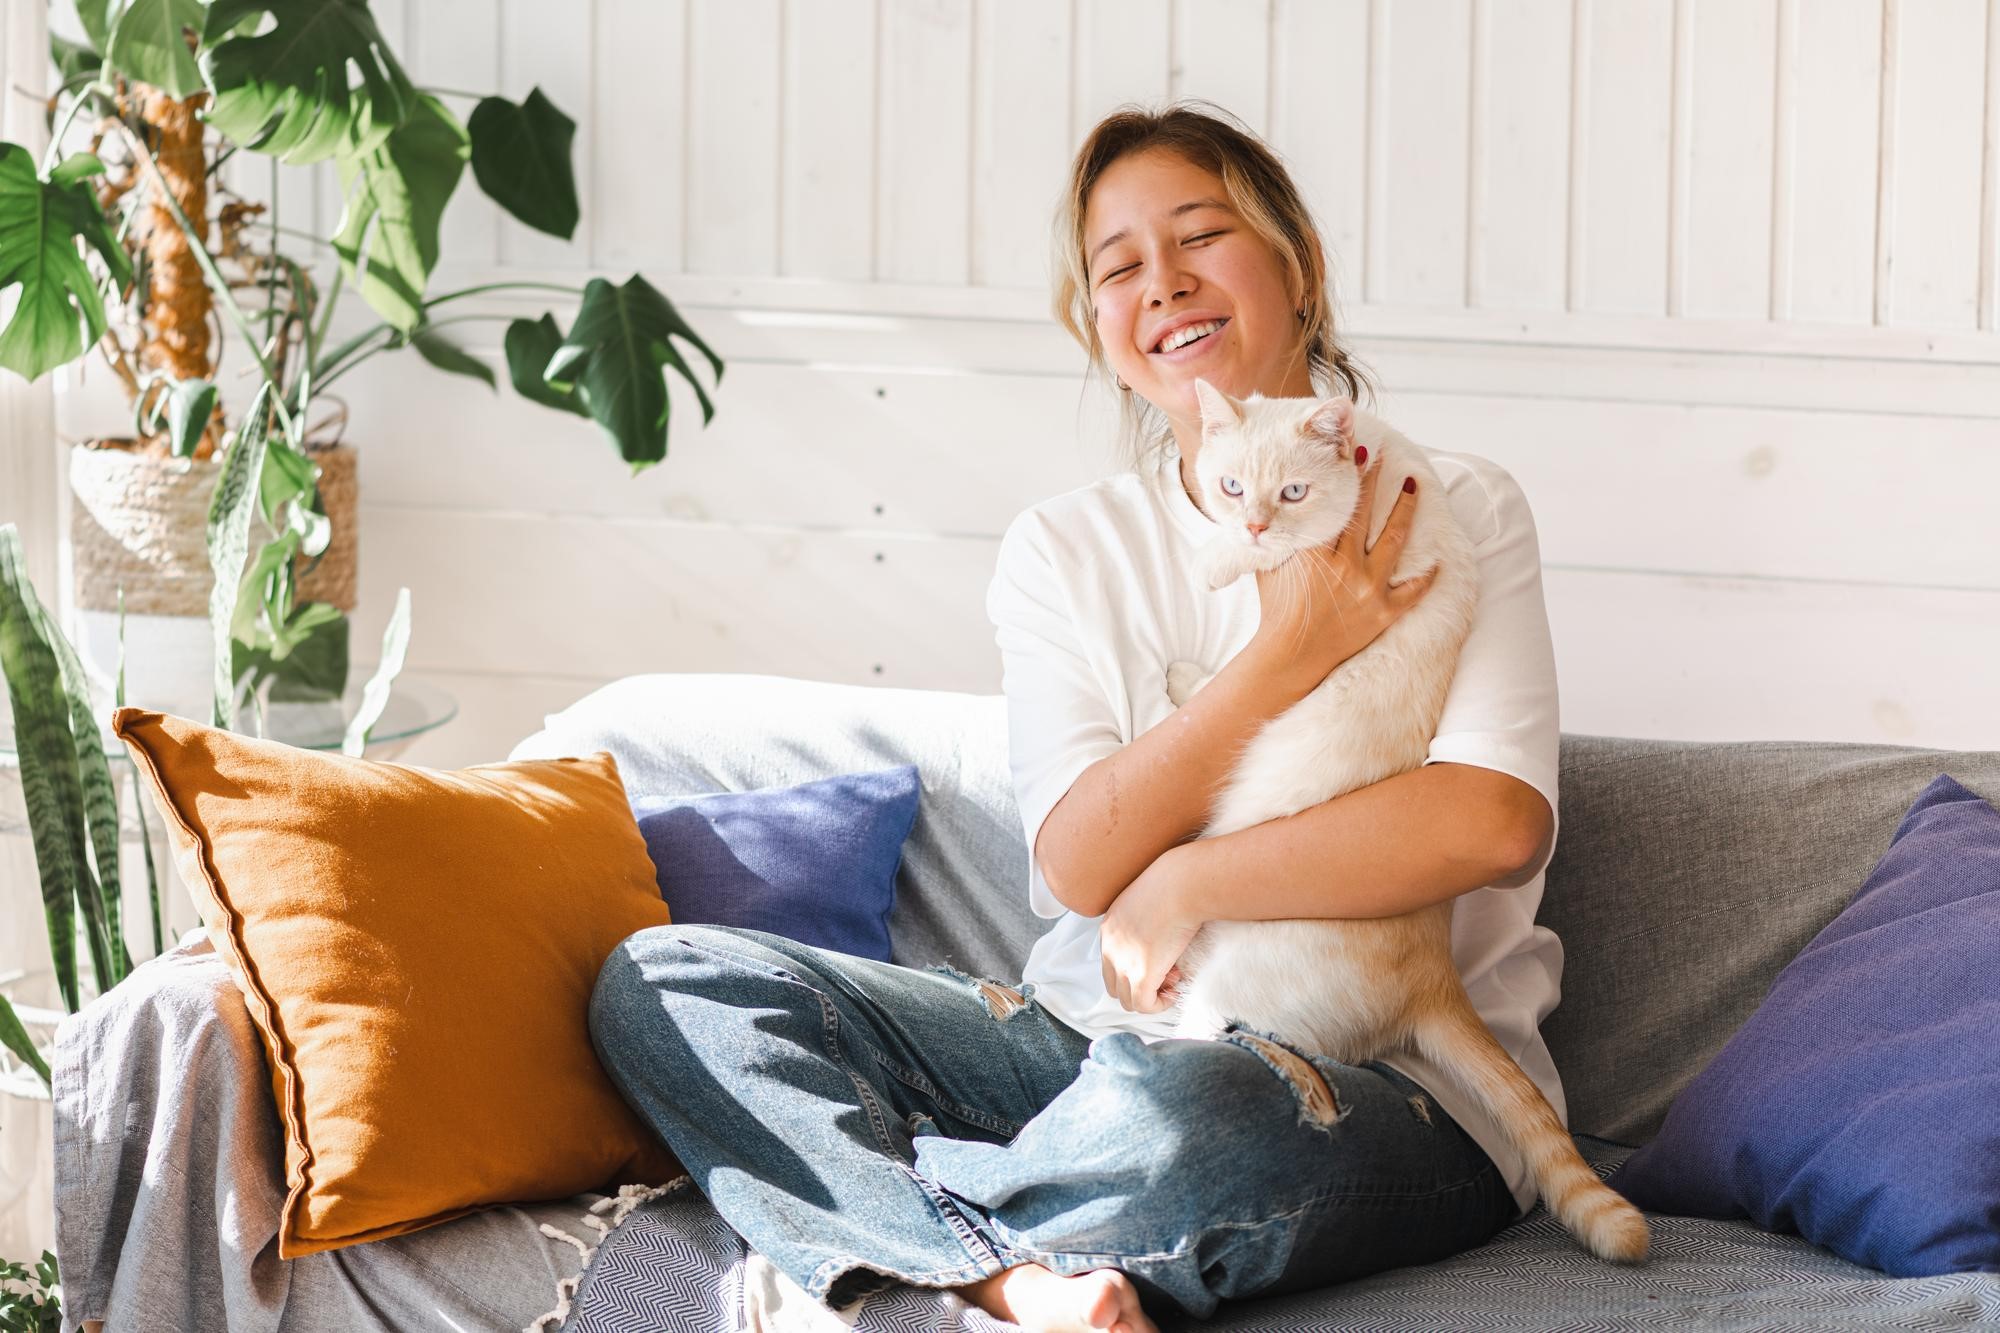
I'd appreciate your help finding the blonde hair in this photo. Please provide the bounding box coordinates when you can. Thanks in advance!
[1050,99,1373,472]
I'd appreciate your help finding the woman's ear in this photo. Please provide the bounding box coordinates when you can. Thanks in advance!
[1302,397,1354,455]
[1194,378,1240,434]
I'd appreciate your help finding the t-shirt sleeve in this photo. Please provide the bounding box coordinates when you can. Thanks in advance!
[987,511,1125,919]
[1420,459,1562,888]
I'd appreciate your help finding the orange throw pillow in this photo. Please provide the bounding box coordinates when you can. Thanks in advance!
[113,707,684,1258]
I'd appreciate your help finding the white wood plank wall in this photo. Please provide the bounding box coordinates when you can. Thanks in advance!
[52,0,2000,771]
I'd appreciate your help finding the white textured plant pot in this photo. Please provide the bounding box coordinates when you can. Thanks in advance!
[65,440,360,720]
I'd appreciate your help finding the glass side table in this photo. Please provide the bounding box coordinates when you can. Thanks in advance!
[0,674,459,1099]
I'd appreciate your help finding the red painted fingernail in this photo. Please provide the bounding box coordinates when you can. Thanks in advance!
[1356,446,1368,466]
[1403,476,1416,493]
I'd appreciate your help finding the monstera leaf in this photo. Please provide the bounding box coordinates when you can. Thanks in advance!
[104,0,205,98]
[467,87,579,240]
[502,314,586,417]
[201,0,417,163]
[539,276,726,470]
[331,95,468,331]
[0,148,133,382]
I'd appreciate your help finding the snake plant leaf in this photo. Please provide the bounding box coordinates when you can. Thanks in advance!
[343,588,410,758]
[0,525,114,1014]
[503,314,586,417]
[331,95,468,332]
[200,0,417,164]
[207,385,272,728]
[0,994,51,1089]
[542,276,726,470]
[466,87,578,241]
[32,579,130,987]
[0,145,134,382]
[105,0,205,99]
[412,327,495,389]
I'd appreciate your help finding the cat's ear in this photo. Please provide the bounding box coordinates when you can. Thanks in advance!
[1302,396,1355,455]
[1193,378,1241,434]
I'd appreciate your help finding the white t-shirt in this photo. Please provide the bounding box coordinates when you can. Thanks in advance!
[985,442,1566,1218]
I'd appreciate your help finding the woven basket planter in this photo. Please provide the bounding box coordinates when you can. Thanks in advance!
[68,439,360,615]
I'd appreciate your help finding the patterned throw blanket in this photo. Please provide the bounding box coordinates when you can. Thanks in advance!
[560,1138,2000,1333]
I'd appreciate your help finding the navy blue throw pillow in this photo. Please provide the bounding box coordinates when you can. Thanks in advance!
[631,766,920,962]
[1607,773,2000,1277]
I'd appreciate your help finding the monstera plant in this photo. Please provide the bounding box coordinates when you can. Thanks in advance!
[2,0,723,723]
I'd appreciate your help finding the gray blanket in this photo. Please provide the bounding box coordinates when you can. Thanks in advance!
[52,930,601,1333]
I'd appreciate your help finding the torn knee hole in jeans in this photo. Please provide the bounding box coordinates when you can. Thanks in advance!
[1223,1029,1343,1129]
[927,964,1031,1019]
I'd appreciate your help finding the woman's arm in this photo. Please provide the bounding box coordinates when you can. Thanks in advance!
[1163,761,1547,920]
[1037,467,1434,919]
[1034,634,1325,919]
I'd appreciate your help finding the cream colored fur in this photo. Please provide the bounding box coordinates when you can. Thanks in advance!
[1164,378,1647,1265]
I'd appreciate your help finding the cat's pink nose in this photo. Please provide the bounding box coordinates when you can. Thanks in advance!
[1245,522,1268,537]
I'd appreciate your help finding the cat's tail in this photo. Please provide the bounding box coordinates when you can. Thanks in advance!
[1411,1004,1649,1265]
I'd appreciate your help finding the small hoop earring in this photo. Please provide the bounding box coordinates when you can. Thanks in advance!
[1115,375,1131,391]
[1297,306,1307,319]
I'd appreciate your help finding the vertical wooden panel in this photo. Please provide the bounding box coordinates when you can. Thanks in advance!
[1682,0,1777,319]
[1,0,61,602]
[782,0,874,280]
[1371,0,1472,306]
[971,0,1070,288]
[1571,0,1673,315]
[688,0,780,275]
[499,0,597,269]
[1781,0,1881,324]
[1881,0,1986,327]
[877,0,975,286]
[1984,0,2000,329]
[595,0,688,271]
[1074,0,1171,133]
[1470,0,1572,310]
[1269,1,1370,304]
[1174,0,1270,135]
[412,0,501,270]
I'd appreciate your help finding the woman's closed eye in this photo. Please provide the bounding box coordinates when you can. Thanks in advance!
[1097,231,1227,284]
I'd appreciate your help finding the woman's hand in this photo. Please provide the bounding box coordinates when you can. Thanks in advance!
[1251,452,1435,690]
[1099,847,1206,1014]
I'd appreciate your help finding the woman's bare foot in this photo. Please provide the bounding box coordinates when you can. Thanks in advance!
[953,1262,1159,1333]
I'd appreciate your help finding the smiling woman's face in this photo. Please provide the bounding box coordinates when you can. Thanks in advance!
[1083,147,1315,457]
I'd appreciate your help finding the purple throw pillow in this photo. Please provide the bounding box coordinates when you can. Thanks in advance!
[1607,773,2000,1276]
[631,766,920,962]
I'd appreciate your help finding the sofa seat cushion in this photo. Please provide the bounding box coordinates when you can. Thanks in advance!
[563,1136,2000,1331]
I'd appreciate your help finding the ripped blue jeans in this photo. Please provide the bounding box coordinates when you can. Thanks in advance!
[588,924,1517,1321]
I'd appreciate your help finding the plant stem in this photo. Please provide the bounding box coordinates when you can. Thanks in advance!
[422,279,584,309]
[41,82,110,175]
[264,160,279,349]
[314,314,515,392]
[421,85,488,101]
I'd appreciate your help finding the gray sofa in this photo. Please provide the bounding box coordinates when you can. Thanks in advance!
[54,674,2000,1331]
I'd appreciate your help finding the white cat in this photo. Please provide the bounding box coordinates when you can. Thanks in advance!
[1163,377,1648,1265]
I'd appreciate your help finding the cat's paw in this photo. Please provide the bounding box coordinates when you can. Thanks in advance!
[1195,543,1254,591]
[1165,660,1213,708]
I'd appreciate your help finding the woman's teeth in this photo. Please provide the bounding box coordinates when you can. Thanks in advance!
[1156,319,1226,354]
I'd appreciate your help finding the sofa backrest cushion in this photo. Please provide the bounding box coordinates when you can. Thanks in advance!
[511,674,1045,982]
[1539,734,2000,1147]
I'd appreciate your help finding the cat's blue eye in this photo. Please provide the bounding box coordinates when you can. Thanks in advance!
[1281,482,1308,501]
[1220,476,1243,496]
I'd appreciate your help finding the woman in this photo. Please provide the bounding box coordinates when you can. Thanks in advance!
[590,102,1563,1333]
